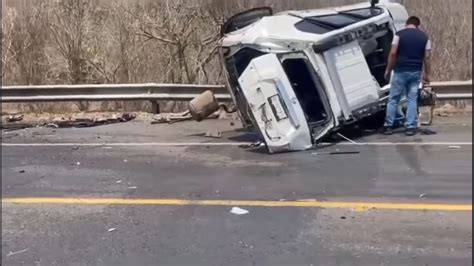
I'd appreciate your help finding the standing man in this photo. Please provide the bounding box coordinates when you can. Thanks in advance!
[384,16,431,136]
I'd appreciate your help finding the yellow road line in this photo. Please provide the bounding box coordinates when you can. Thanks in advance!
[1,197,472,211]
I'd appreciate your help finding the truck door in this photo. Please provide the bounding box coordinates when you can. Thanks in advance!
[323,40,380,119]
[238,54,312,153]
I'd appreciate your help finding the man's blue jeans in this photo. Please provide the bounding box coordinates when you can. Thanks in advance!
[385,71,422,129]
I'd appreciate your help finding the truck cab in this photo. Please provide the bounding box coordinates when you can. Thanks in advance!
[219,1,409,153]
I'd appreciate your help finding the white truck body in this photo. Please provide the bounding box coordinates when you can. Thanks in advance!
[219,1,409,153]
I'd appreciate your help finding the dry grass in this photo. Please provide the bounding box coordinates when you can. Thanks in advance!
[3,0,471,85]
[400,0,472,81]
[1,0,472,113]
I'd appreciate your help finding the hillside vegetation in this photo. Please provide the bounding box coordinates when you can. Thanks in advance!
[2,0,472,87]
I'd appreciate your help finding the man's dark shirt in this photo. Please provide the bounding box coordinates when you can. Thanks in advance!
[392,27,431,73]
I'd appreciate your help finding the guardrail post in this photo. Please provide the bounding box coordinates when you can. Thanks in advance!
[150,101,160,114]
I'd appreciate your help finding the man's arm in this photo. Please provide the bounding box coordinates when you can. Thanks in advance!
[423,40,432,83]
[384,35,399,81]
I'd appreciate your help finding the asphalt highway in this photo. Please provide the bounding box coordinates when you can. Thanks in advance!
[2,115,472,266]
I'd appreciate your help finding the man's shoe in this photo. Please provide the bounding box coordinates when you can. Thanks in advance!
[405,128,417,136]
[383,127,395,135]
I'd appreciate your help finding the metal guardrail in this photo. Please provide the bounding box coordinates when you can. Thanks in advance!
[1,80,471,102]
[0,84,230,102]
[430,80,472,100]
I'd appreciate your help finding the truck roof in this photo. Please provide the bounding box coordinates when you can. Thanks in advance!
[278,2,372,17]
[220,1,408,48]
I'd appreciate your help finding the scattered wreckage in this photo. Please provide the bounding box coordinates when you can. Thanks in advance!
[1,113,136,131]
[190,0,435,153]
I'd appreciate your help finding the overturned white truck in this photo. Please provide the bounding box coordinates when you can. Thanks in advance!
[218,1,410,153]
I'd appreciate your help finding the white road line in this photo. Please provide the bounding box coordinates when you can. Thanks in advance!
[2,142,472,147]
[332,142,473,146]
[1,142,249,147]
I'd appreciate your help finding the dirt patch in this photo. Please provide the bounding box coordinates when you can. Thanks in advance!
[434,103,472,117]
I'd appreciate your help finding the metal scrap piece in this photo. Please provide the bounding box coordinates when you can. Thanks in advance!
[205,131,222,138]
[6,114,23,122]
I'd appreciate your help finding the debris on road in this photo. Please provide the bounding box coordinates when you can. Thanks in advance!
[419,193,426,198]
[107,228,117,232]
[151,111,224,124]
[0,123,32,131]
[18,170,25,173]
[72,146,79,150]
[46,123,60,128]
[6,114,24,122]
[128,186,137,189]
[151,111,193,124]
[116,180,122,184]
[188,90,223,122]
[51,113,136,128]
[205,131,222,138]
[123,159,128,163]
[337,133,358,144]
[230,207,249,215]
[419,128,437,135]
[187,90,237,122]
[1,112,136,131]
[449,145,462,149]
[151,110,226,125]
[76,162,81,166]
[6,248,28,257]
[312,151,360,156]
[435,104,456,117]
[238,140,265,149]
